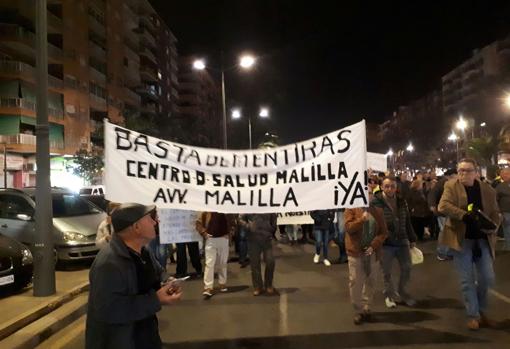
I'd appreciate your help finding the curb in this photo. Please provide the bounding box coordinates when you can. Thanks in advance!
[0,281,89,342]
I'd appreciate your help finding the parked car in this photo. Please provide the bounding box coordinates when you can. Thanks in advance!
[79,185,108,211]
[0,232,33,294]
[0,188,106,262]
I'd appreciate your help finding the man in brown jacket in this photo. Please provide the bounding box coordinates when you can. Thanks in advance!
[344,202,388,325]
[438,158,500,330]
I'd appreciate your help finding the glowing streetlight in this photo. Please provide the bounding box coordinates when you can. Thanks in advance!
[448,132,458,141]
[456,116,467,132]
[239,55,256,69]
[259,107,269,118]
[505,94,510,109]
[386,149,394,157]
[480,122,486,127]
[192,59,206,70]
[406,143,414,152]
[232,109,241,119]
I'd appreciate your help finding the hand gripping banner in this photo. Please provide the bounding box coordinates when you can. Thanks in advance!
[104,119,368,213]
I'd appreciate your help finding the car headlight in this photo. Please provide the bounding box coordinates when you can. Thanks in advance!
[62,231,88,242]
[21,247,33,266]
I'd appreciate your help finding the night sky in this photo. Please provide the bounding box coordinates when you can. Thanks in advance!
[151,0,510,146]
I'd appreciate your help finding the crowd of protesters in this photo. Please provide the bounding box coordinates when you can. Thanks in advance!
[86,158,510,348]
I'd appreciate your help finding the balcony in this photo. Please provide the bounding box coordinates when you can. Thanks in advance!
[88,12,106,38]
[124,36,139,54]
[123,87,141,107]
[136,27,156,49]
[0,98,63,119]
[0,60,63,91]
[140,48,157,64]
[0,24,63,63]
[136,85,158,101]
[140,15,156,33]
[89,66,106,85]
[0,133,63,151]
[89,93,107,111]
[89,41,106,60]
[47,10,63,33]
[140,67,158,82]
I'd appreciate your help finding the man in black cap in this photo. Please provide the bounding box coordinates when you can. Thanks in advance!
[86,203,182,349]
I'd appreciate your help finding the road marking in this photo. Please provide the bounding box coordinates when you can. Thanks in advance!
[489,289,510,304]
[279,291,289,336]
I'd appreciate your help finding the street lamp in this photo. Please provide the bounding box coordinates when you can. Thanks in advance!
[406,143,414,152]
[232,107,269,149]
[505,93,510,109]
[192,54,257,149]
[448,132,459,161]
[456,116,467,132]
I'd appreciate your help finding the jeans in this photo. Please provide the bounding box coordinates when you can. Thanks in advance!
[451,239,495,319]
[502,212,510,250]
[248,238,275,289]
[314,229,330,258]
[381,244,412,300]
[176,242,202,276]
[285,224,300,241]
[334,211,347,260]
[148,237,168,271]
[236,228,249,263]
[436,216,452,257]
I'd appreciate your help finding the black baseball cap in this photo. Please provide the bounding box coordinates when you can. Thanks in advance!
[111,203,156,232]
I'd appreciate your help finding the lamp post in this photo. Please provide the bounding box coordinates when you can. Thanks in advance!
[232,107,270,149]
[193,54,256,149]
[448,132,459,161]
[386,149,394,171]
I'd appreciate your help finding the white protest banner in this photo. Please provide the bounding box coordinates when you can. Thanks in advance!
[367,152,387,172]
[277,211,314,225]
[158,209,201,244]
[104,119,368,213]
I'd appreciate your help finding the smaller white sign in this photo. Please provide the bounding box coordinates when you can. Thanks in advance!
[159,209,202,244]
[277,211,314,225]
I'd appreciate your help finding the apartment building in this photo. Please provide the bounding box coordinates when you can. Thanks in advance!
[442,34,510,119]
[0,0,179,187]
[178,55,222,147]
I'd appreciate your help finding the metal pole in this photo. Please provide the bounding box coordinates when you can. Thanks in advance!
[248,116,252,149]
[221,69,227,149]
[3,144,6,188]
[34,0,55,296]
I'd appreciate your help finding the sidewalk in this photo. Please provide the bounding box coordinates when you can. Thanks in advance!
[0,269,89,346]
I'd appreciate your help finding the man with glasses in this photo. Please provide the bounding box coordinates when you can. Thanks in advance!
[438,158,500,330]
[372,176,417,308]
[86,203,182,349]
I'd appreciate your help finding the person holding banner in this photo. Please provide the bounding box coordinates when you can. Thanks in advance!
[239,213,278,296]
[86,203,182,349]
[344,198,388,325]
[310,210,336,266]
[196,212,231,299]
[371,176,418,308]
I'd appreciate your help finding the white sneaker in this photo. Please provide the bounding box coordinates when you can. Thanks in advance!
[323,259,331,266]
[385,297,397,308]
[313,254,320,264]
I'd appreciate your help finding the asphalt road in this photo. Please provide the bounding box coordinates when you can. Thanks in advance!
[64,239,510,349]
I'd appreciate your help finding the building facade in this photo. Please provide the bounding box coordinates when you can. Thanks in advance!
[0,0,180,187]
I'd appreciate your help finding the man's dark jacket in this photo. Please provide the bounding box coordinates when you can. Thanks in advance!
[371,191,417,245]
[85,234,163,349]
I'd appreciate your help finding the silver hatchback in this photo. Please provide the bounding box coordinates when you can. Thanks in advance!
[0,188,106,262]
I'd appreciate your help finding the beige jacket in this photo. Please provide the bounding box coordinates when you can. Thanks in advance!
[438,178,500,259]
